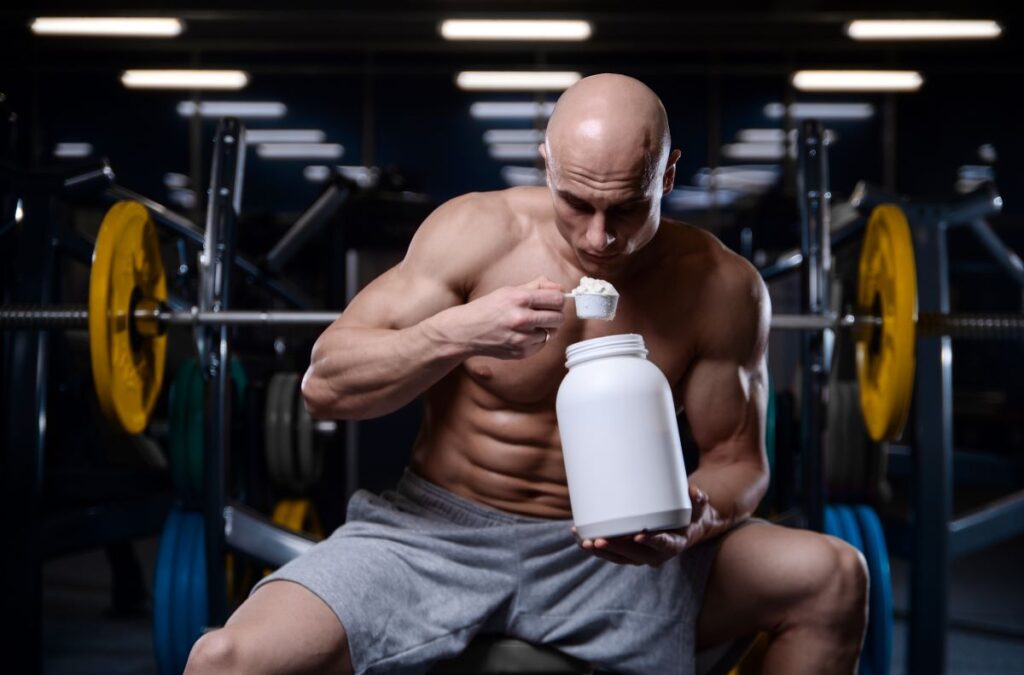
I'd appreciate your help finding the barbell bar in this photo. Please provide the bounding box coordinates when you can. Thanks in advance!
[1,305,1021,337]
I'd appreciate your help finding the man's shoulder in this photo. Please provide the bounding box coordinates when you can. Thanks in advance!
[425,186,544,242]
[657,221,768,356]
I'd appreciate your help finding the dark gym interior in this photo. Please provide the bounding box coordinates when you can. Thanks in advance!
[2,3,1022,674]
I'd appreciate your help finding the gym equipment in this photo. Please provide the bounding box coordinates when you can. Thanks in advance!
[88,200,168,434]
[4,202,1020,441]
[271,499,324,538]
[3,192,1021,440]
[153,508,207,675]
[855,205,916,442]
[168,358,248,498]
[854,505,893,675]
[265,372,326,495]
[822,505,893,675]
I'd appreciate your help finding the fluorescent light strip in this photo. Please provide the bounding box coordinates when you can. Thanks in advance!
[176,101,286,118]
[721,143,786,161]
[483,129,545,144]
[792,70,923,92]
[31,17,183,37]
[846,20,1001,41]
[457,71,581,91]
[737,129,786,143]
[501,166,546,187]
[54,142,93,158]
[257,143,344,160]
[488,143,541,161]
[764,102,875,120]
[470,101,556,119]
[440,20,591,41]
[123,69,249,90]
[245,129,326,144]
[665,186,742,210]
[304,165,379,188]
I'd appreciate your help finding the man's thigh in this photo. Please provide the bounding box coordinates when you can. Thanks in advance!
[696,521,845,651]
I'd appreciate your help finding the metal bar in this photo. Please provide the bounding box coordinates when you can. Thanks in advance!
[908,213,953,675]
[202,117,245,627]
[949,489,1024,559]
[264,180,351,273]
[968,219,1024,289]
[796,119,830,533]
[158,309,339,326]
[1,187,57,674]
[223,503,316,568]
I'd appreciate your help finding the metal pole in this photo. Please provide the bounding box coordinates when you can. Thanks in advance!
[796,119,831,533]
[202,118,245,627]
[908,214,953,675]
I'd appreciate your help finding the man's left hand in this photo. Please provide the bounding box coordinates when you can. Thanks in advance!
[572,484,715,567]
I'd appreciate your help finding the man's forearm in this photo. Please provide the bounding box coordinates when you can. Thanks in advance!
[303,316,469,420]
[687,459,769,536]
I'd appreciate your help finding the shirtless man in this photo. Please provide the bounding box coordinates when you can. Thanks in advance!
[185,73,867,675]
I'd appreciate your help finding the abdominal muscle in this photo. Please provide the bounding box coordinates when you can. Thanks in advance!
[409,370,574,519]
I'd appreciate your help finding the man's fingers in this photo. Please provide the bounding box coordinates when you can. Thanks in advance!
[596,537,666,566]
[521,309,565,331]
[524,276,564,292]
[526,289,567,311]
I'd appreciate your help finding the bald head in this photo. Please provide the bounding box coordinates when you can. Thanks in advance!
[544,74,671,188]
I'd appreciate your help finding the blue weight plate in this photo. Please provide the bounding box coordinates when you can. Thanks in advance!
[172,510,197,672]
[824,505,842,538]
[185,512,208,674]
[153,508,182,675]
[855,505,893,675]
[836,505,865,553]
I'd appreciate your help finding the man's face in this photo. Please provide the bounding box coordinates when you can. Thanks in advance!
[545,150,667,276]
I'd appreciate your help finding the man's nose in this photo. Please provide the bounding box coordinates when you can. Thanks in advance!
[586,214,616,251]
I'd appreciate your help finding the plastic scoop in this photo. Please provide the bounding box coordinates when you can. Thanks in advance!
[564,277,619,321]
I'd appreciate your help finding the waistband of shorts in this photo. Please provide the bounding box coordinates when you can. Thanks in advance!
[395,467,559,526]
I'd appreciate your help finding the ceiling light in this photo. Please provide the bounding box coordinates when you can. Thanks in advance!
[31,17,183,37]
[721,143,786,161]
[123,69,249,90]
[764,102,875,120]
[440,19,591,41]
[846,20,1001,41]
[483,129,546,144]
[245,129,326,144]
[256,143,344,160]
[54,142,93,158]
[456,71,581,91]
[791,70,923,92]
[488,143,541,161]
[176,101,286,118]
[470,101,556,119]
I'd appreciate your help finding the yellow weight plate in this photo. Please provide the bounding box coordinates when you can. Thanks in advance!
[272,498,324,538]
[855,204,917,442]
[89,201,168,434]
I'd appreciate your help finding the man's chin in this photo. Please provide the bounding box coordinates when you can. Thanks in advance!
[577,251,626,273]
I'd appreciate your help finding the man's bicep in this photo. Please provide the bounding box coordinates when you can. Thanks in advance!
[336,264,463,331]
[682,356,768,467]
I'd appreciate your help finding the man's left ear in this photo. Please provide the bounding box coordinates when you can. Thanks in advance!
[662,149,682,196]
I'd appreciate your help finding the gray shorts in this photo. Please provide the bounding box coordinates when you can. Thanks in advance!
[252,468,726,674]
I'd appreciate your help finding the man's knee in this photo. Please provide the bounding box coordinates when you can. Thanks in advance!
[185,629,240,675]
[801,535,869,629]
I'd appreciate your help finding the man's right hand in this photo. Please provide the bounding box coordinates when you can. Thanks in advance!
[430,276,566,359]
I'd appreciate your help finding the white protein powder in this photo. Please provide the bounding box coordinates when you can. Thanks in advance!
[570,276,619,297]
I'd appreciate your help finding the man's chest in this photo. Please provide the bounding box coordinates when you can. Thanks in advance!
[462,279,699,409]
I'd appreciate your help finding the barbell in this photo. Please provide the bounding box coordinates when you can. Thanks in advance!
[1,200,1022,439]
